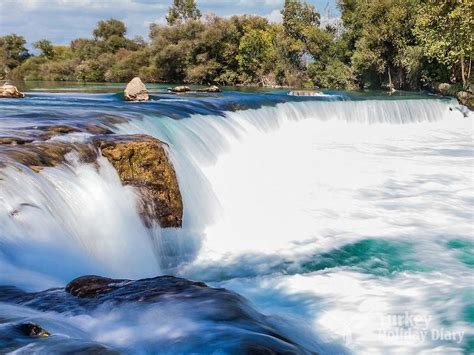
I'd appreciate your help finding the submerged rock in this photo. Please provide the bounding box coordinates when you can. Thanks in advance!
[0,275,312,354]
[0,136,34,145]
[94,135,183,228]
[169,85,191,93]
[124,77,149,102]
[0,141,96,172]
[0,83,24,98]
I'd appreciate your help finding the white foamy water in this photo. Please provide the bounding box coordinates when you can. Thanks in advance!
[0,97,472,353]
[117,98,473,353]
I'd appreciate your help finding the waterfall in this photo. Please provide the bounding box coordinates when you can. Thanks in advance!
[0,93,472,353]
[0,97,469,290]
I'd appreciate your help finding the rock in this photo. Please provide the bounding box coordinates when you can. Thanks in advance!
[0,83,24,98]
[0,275,310,353]
[0,134,183,228]
[196,85,221,93]
[0,141,96,172]
[66,275,118,297]
[457,91,474,111]
[16,323,50,337]
[81,123,113,135]
[0,136,34,145]
[438,83,451,95]
[169,85,191,93]
[35,124,113,139]
[124,77,149,102]
[94,135,183,228]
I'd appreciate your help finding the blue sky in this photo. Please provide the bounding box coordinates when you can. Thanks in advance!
[0,0,338,46]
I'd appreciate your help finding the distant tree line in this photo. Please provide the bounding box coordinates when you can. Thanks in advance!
[0,0,472,91]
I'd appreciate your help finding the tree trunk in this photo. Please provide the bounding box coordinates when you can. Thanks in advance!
[387,66,394,93]
[460,53,466,89]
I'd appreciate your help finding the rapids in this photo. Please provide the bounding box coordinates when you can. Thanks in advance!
[0,87,472,353]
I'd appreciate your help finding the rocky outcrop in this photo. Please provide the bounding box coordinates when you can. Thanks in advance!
[169,85,191,93]
[457,91,474,111]
[94,135,183,228]
[0,275,311,354]
[0,134,183,228]
[124,77,149,101]
[0,83,24,98]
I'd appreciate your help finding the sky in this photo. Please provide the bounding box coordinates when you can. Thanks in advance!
[0,0,338,46]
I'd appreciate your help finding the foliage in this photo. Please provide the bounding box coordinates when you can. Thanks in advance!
[93,19,127,40]
[166,0,201,25]
[4,0,472,91]
[33,39,55,59]
[0,34,29,77]
[413,1,474,88]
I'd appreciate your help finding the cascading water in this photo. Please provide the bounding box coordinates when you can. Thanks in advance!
[0,89,472,353]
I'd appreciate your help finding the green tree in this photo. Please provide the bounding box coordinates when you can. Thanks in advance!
[93,19,127,40]
[0,34,29,77]
[237,28,274,83]
[33,39,54,59]
[166,0,201,25]
[282,0,320,43]
[339,0,421,90]
[413,1,473,88]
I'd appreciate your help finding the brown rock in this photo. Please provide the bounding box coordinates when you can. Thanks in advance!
[124,77,149,101]
[0,141,96,172]
[94,135,183,228]
[0,136,34,145]
[65,275,117,298]
[169,85,191,93]
[0,83,24,98]
[196,85,221,93]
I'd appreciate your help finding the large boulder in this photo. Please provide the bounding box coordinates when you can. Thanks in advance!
[0,134,183,228]
[0,83,24,98]
[94,135,183,228]
[124,77,149,101]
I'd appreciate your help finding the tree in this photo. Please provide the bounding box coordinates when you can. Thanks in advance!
[33,39,54,59]
[93,19,127,40]
[281,0,320,43]
[339,0,421,90]
[413,1,473,88]
[237,28,274,83]
[0,34,29,76]
[166,0,201,25]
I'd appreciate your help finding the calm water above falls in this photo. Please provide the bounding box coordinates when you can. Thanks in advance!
[0,88,473,353]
